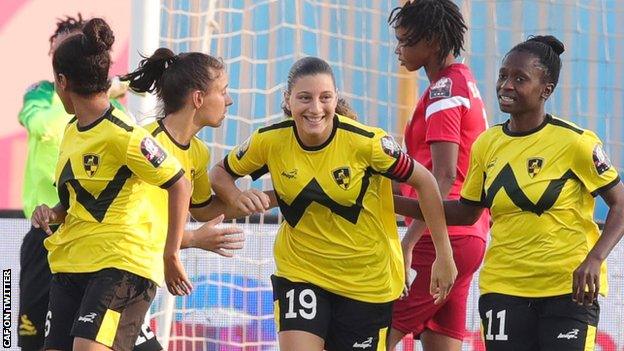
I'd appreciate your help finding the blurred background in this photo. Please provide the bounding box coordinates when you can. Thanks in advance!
[1,0,623,350]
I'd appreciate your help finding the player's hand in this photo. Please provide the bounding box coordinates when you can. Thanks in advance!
[233,189,270,214]
[31,204,62,235]
[188,214,245,257]
[164,252,193,296]
[400,242,414,299]
[572,255,602,306]
[430,253,457,305]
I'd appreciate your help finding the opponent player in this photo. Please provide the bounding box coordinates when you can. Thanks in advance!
[387,1,489,350]
[210,56,457,351]
[31,18,190,351]
[394,35,624,351]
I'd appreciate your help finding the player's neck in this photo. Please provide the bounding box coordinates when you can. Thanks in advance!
[162,109,201,145]
[72,94,111,127]
[508,110,548,133]
[424,54,456,82]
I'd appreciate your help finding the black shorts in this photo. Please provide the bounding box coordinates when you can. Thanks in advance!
[18,225,55,351]
[44,268,157,351]
[271,275,393,351]
[479,293,599,351]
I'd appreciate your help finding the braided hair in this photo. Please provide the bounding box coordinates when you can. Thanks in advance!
[388,0,467,64]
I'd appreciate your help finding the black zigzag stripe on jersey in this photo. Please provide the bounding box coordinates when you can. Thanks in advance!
[57,160,133,222]
[276,168,373,227]
[485,164,576,215]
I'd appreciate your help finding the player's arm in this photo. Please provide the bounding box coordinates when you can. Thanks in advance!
[394,196,484,226]
[402,142,459,258]
[189,190,277,222]
[571,134,624,305]
[573,182,624,305]
[163,175,192,294]
[209,162,270,214]
[403,161,457,304]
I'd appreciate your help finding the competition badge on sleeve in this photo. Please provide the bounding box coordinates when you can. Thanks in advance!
[429,77,452,99]
[593,144,612,175]
[141,137,167,167]
[236,136,251,160]
[381,135,402,158]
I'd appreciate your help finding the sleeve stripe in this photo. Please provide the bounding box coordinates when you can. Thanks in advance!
[425,96,471,120]
[590,176,621,197]
[222,155,244,178]
[160,169,185,189]
[387,154,414,182]
[394,154,411,179]
[190,195,213,208]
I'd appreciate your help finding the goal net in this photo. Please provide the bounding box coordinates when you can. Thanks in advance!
[148,0,624,350]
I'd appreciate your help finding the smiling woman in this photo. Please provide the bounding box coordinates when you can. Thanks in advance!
[209,56,458,351]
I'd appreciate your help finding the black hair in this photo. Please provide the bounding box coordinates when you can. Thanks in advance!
[506,35,565,87]
[281,56,354,118]
[52,18,114,95]
[388,0,467,64]
[49,13,84,46]
[121,48,225,115]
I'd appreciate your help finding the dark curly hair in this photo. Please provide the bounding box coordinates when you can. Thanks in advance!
[506,35,565,87]
[121,48,225,115]
[52,18,114,96]
[49,13,84,46]
[388,0,467,64]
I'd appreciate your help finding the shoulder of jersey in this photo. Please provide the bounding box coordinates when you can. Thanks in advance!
[142,120,160,135]
[257,118,295,134]
[190,135,209,153]
[548,115,585,136]
[336,114,380,139]
[107,107,136,132]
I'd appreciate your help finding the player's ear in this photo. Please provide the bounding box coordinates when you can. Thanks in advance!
[55,73,68,91]
[541,82,555,100]
[192,90,204,109]
[283,91,291,111]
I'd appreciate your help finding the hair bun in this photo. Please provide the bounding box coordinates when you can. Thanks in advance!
[528,35,565,56]
[82,18,114,54]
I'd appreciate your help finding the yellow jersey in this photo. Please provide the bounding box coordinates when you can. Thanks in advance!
[144,119,212,208]
[225,114,413,303]
[45,106,184,284]
[461,115,620,297]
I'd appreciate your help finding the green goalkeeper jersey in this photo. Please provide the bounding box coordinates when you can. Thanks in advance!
[18,80,126,218]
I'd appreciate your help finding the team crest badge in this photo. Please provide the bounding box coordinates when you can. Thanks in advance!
[527,157,543,178]
[332,167,351,190]
[83,154,100,177]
